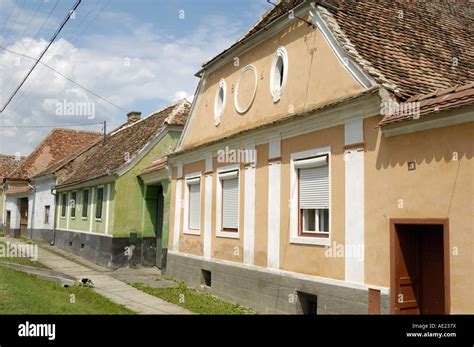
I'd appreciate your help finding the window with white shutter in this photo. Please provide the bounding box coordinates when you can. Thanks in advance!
[297,155,329,236]
[221,172,239,231]
[188,180,201,230]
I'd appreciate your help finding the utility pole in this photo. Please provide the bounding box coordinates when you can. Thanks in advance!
[103,120,106,144]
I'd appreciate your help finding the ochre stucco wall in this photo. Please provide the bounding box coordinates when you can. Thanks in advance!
[178,159,205,256]
[254,143,269,267]
[211,158,244,263]
[279,125,345,278]
[364,117,474,313]
[181,17,363,149]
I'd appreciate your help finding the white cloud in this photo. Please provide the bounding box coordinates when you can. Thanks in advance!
[0,11,243,155]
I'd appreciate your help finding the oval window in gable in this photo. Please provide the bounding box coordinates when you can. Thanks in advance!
[214,78,226,126]
[270,47,288,103]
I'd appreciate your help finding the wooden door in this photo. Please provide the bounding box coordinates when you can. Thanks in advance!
[393,223,445,314]
[19,198,28,238]
[395,224,421,314]
[6,211,11,235]
[419,228,445,314]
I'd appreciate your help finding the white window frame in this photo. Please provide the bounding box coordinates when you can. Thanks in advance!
[183,172,202,235]
[81,188,90,220]
[214,78,226,126]
[269,46,288,103]
[216,164,240,239]
[95,185,104,222]
[70,190,77,220]
[60,192,67,219]
[290,146,331,246]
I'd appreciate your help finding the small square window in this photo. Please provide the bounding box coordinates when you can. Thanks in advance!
[201,269,212,287]
[301,208,329,234]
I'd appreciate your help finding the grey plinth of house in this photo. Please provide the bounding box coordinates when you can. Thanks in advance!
[29,229,54,244]
[50,229,159,269]
[165,252,390,314]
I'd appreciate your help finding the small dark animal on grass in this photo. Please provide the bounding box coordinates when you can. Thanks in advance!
[77,278,94,287]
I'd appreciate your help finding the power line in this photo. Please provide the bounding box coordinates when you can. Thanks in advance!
[10,0,110,111]
[33,0,60,41]
[0,122,103,128]
[19,0,44,39]
[2,0,61,112]
[1,1,17,39]
[69,0,111,46]
[1,0,45,100]
[0,0,83,113]
[60,0,102,46]
[0,46,126,112]
[3,0,108,116]
[2,0,27,45]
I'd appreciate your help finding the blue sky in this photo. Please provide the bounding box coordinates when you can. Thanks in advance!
[0,0,272,155]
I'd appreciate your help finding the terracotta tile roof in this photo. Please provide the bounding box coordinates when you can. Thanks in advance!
[379,82,474,127]
[7,129,102,180]
[56,100,190,187]
[329,0,473,98]
[0,154,25,181]
[203,0,473,99]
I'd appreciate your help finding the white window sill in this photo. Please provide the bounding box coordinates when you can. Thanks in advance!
[183,229,200,236]
[60,216,66,219]
[290,235,331,246]
[95,218,102,222]
[216,230,240,239]
[81,217,88,221]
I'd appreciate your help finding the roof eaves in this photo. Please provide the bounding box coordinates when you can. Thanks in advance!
[172,86,380,158]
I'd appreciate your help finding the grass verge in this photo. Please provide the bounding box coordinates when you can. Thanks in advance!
[0,241,49,269]
[133,281,255,315]
[0,266,134,314]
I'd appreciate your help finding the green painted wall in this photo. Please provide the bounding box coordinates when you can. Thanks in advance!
[56,184,115,234]
[113,131,180,240]
[141,180,170,248]
[54,130,181,249]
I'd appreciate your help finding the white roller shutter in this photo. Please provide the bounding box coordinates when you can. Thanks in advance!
[299,164,329,210]
[188,182,200,230]
[222,176,239,229]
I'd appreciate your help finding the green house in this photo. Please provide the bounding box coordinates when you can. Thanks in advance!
[49,100,190,269]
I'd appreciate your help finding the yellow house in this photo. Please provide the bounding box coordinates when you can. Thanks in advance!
[165,0,473,314]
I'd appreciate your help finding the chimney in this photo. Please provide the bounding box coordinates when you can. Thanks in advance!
[127,111,141,123]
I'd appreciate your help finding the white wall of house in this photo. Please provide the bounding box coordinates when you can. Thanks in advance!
[31,177,56,231]
[4,195,21,230]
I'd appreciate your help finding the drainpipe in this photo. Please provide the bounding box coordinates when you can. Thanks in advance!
[50,187,57,245]
[27,181,36,240]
